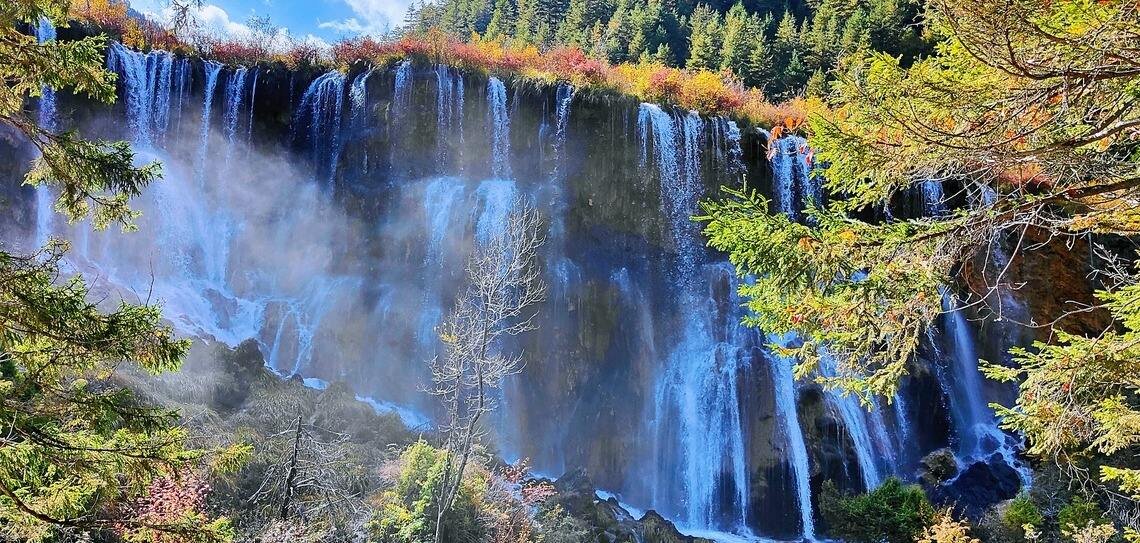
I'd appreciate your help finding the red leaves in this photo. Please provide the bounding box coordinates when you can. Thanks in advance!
[115,472,213,542]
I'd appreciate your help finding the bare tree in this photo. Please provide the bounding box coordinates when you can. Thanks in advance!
[247,416,370,527]
[429,198,547,543]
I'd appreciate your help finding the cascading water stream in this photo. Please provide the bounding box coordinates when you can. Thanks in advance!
[434,65,465,165]
[418,178,465,344]
[33,17,56,249]
[819,353,883,490]
[247,70,258,144]
[553,83,574,166]
[769,338,817,540]
[223,67,250,162]
[769,136,815,220]
[196,61,223,183]
[939,291,1004,460]
[487,77,511,179]
[295,71,347,186]
[640,103,751,534]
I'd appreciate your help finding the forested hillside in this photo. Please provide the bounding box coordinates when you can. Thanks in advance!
[403,0,930,98]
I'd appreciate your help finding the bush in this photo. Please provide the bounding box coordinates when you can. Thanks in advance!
[1058,496,1109,537]
[819,477,936,543]
[369,441,484,543]
[1004,493,1044,538]
[919,509,981,543]
[537,505,591,543]
[369,442,557,543]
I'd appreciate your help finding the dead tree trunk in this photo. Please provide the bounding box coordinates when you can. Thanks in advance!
[280,414,303,520]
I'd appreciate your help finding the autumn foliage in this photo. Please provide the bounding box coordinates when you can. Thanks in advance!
[67,0,809,129]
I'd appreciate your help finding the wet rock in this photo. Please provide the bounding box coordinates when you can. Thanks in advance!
[929,454,1021,519]
[554,467,598,517]
[639,510,710,543]
[920,448,959,486]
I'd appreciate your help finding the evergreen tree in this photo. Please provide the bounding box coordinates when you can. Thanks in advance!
[719,2,754,75]
[514,0,539,43]
[654,42,676,65]
[484,0,517,40]
[557,0,591,46]
[0,1,248,540]
[744,27,773,87]
[602,1,631,63]
[686,3,722,71]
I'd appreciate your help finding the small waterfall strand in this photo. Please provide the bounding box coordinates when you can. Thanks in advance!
[487,77,512,178]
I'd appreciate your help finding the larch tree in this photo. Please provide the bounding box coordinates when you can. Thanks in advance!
[1,1,246,541]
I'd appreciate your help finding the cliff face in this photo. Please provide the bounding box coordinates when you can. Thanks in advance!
[1,45,1029,539]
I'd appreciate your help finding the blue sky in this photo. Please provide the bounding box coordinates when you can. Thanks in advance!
[131,0,410,43]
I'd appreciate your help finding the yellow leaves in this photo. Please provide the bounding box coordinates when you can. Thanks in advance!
[837,229,858,245]
[796,236,815,253]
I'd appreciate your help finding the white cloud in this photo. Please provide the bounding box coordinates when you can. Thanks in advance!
[194,4,256,39]
[319,0,409,38]
[301,34,333,50]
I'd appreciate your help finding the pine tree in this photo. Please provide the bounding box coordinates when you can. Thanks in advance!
[686,3,722,71]
[515,0,539,43]
[653,42,676,65]
[602,2,631,63]
[719,2,753,75]
[485,0,517,40]
[743,19,772,87]
[557,0,591,46]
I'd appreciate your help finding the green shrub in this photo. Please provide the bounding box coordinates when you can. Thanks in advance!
[1058,496,1109,536]
[819,477,936,543]
[538,505,592,543]
[368,441,484,543]
[1003,493,1044,538]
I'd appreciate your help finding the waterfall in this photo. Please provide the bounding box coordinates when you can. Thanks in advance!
[553,83,574,160]
[394,60,413,111]
[175,58,191,131]
[107,43,183,146]
[769,136,815,220]
[246,69,259,144]
[33,17,57,248]
[487,77,511,179]
[769,340,817,540]
[196,61,223,182]
[820,354,883,490]
[712,118,745,178]
[35,18,57,130]
[294,71,347,186]
[652,265,752,532]
[350,69,373,122]
[922,180,947,216]
[419,178,465,344]
[638,104,680,182]
[640,101,751,533]
[434,65,465,164]
[939,290,1006,460]
[223,67,249,161]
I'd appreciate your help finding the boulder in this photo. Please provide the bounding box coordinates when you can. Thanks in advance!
[920,448,959,487]
[639,510,710,543]
[929,454,1021,519]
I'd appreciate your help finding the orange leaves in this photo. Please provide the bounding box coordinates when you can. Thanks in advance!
[998,161,1050,189]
